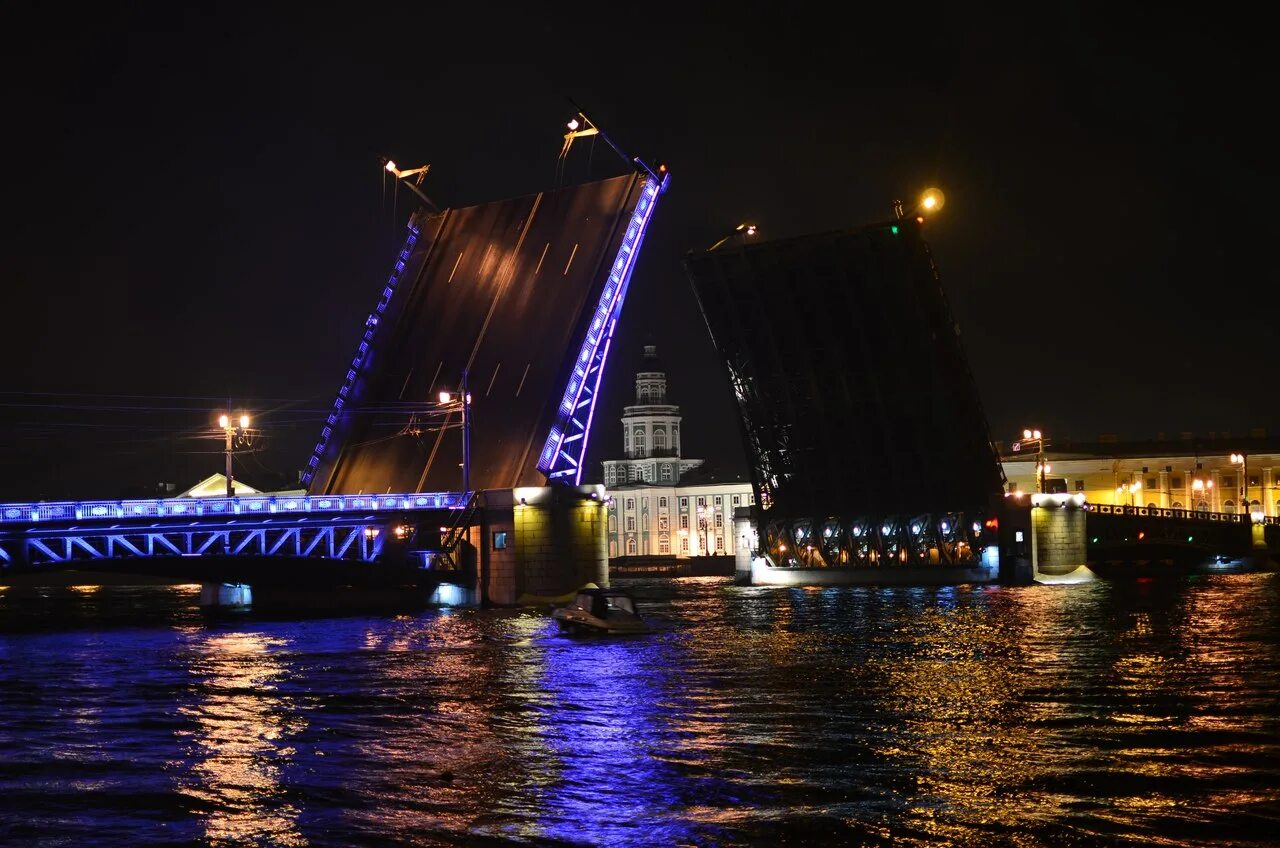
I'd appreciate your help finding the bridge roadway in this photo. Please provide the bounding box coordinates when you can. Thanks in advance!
[0,491,473,586]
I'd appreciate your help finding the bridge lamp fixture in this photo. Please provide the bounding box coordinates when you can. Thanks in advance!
[218,414,229,429]
[920,188,945,213]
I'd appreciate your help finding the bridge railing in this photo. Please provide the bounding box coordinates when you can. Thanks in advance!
[0,491,469,526]
[1083,503,1279,525]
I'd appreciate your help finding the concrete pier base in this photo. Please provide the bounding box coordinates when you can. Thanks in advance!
[199,582,252,609]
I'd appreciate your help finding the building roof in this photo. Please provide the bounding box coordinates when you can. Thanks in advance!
[178,473,263,498]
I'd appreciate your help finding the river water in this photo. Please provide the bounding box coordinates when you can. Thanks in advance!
[1,575,1278,847]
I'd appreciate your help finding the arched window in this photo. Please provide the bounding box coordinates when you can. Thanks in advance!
[1223,500,1236,514]
[654,428,667,451]
[1196,500,1209,512]
[1146,502,1157,509]
[659,533,670,554]
[634,428,646,456]
[1250,499,1262,514]
[608,515,617,531]
[1172,501,1183,509]
[609,542,618,557]
[626,538,637,555]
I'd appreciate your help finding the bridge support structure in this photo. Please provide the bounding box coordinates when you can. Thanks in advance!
[470,485,608,606]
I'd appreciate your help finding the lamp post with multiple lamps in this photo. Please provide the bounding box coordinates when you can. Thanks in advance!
[1116,480,1142,507]
[438,370,473,492]
[217,413,252,498]
[1230,452,1248,515]
[1013,428,1050,493]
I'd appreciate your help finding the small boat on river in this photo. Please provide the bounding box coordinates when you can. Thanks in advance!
[553,588,649,635]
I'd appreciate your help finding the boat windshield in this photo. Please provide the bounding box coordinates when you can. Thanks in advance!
[604,595,635,615]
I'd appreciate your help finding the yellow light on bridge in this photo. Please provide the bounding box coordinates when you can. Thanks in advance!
[239,414,250,429]
[920,187,945,213]
[218,414,229,429]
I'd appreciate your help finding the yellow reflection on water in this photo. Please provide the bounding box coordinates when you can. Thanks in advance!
[178,632,305,846]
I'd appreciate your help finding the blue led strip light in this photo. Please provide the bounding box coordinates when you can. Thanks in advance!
[301,221,421,487]
[0,491,466,526]
[537,173,667,484]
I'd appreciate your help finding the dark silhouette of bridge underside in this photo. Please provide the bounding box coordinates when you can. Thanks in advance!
[311,173,648,495]
[686,217,1005,523]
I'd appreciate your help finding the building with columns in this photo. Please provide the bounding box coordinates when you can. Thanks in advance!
[603,346,754,558]
[1000,433,1280,517]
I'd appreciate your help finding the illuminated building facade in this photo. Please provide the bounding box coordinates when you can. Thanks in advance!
[603,347,753,557]
[1001,433,1280,518]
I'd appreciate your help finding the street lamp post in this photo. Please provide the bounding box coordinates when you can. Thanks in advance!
[1230,453,1248,514]
[217,413,251,498]
[696,504,711,556]
[1014,428,1048,492]
[439,370,473,492]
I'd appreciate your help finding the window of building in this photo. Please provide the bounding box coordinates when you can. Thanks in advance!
[714,513,723,527]
[1146,477,1158,490]
[628,467,638,482]
[1248,475,1261,487]
[659,516,669,531]
[634,429,646,455]
[680,514,689,530]
[492,531,508,550]
[732,495,740,505]
[1172,476,1183,489]
[627,538,637,555]
[1074,480,1085,492]
[658,497,667,508]
[1146,502,1157,509]
[697,496,706,507]
[660,465,672,481]
[748,494,755,504]
[1223,475,1236,489]
[626,517,635,532]
[654,428,667,451]
[681,537,689,553]
[680,497,688,508]
[715,496,722,505]
[626,498,634,510]
[716,535,724,551]
[1223,500,1236,514]
[1195,500,1209,512]
[608,515,616,531]
[1172,501,1183,509]
[659,534,670,554]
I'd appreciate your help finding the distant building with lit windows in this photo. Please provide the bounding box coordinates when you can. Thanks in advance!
[1000,432,1280,518]
[603,346,754,558]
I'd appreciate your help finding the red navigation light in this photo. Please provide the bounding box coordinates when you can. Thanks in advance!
[1138,531,1146,540]
[984,518,999,530]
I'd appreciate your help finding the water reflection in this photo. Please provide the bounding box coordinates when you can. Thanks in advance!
[178,632,304,846]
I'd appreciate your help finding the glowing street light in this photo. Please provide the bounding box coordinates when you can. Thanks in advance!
[566,118,580,131]
[217,412,252,498]
[1014,428,1049,492]
[438,374,473,492]
[1230,452,1248,514]
[708,222,759,251]
[920,187,945,213]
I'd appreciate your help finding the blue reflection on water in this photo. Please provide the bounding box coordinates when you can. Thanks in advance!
[533,628,700,846]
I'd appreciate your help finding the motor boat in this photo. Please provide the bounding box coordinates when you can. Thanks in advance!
[553,588,649,635]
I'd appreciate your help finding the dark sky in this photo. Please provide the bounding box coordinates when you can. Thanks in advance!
[2,4,1274,500]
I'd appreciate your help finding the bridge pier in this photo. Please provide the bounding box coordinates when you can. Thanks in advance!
[199,582,252,610]
[1029,493,1094,582]
[470,485,608,606]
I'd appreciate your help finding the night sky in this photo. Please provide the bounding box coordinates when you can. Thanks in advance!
[3,5,1274,500]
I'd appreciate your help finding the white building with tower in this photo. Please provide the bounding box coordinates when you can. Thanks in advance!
[603,346,755,558]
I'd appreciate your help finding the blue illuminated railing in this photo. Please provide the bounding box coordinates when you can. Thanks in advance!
[538,172,667,484]
[0,491,467,527]
[302,219,423,487]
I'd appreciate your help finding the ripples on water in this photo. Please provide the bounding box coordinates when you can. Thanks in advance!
[1,576,1279,847]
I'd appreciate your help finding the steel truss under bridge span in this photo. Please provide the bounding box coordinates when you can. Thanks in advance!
[0,491,474,571]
